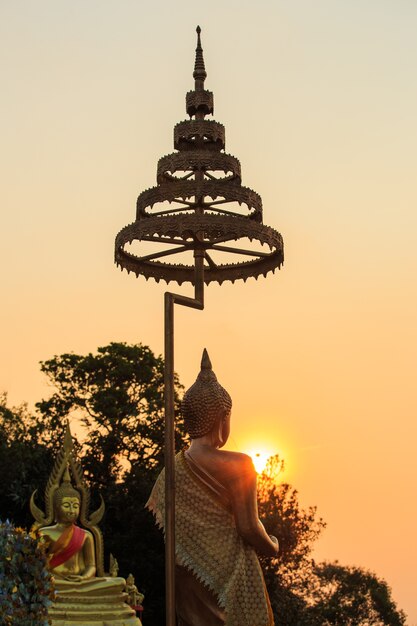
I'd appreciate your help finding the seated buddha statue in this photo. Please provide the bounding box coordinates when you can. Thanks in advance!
[147,349,279,626]
[30,422,141,626]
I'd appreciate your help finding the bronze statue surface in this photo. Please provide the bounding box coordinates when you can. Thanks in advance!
[147,350,278,626]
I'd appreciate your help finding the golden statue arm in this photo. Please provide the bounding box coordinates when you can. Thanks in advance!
[80,533,96,579]
[228,461,279,558]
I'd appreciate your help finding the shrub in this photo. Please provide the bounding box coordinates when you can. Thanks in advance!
[0,520,54,626]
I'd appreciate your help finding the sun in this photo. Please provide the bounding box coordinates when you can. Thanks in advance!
[241,442,287,478]
[247,450,271,474]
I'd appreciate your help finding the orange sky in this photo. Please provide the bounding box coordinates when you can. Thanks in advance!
[1,2,416,622]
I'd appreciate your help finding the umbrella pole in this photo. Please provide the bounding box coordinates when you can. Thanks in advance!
[164,248,204,626]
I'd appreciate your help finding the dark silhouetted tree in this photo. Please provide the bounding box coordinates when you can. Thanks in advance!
[258,455,325,625]
[0,394,53,529]
[257,456,406,626]
[306,561,406,626]
[36,342,185,484]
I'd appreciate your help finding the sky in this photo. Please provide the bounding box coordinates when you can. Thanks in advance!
[1,0,416,622]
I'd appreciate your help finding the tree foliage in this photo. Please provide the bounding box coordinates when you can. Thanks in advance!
[0,395,53,529]
[257,456,406,626]
[258,455,325,569]
[258,455,326,625]
[307,562,407,626]
[36,342,185,485]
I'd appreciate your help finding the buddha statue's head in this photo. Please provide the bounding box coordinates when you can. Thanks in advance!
[53,467,81,524]
[182,349,232,446]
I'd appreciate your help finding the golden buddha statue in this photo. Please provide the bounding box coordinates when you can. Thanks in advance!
[30,422,141,626]
[147,349,278,626]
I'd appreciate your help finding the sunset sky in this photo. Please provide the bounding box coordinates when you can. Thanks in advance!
[1,1,416,622]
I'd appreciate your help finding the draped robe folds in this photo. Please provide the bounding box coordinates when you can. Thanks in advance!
[146,450,274,626]
[48,577,141,626]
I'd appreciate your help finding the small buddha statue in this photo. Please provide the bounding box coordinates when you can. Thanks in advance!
[126,574,144,607]
[147,349,278,626]
[30,422,141,626]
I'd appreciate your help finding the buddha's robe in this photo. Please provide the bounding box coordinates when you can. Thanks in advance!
[49,524,86,569]
[146,450,274,626]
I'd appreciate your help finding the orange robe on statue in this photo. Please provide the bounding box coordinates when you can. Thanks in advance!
[49,524,86,570]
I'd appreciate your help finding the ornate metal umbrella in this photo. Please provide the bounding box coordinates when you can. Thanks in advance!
[115,27,284,626]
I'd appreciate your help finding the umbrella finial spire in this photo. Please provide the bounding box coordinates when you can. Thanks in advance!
[193,25,207,89]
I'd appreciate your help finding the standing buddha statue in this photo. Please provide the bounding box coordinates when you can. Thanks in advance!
[147,350,278,626]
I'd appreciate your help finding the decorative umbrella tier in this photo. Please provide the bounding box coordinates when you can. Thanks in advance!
[136,180,262,221]
[186,89,214,116]
[157,152,241,184]
[115,214,283,285]
[174,120,225,150]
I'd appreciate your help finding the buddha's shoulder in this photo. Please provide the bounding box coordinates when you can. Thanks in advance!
[39,524,93,538]
[39,524,56,536]
[39,523,51,531]
[39,525,60,542]
[74,525,93,541]
[219,450,253,463]
[217,450,255,474]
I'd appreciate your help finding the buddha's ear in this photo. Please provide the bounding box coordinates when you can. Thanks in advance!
[221,411,231,440]
[217,421,225,447]
[217,413,229,448]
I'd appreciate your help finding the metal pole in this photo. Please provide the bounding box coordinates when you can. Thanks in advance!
[164,292,175,626]
[164,247,204,626]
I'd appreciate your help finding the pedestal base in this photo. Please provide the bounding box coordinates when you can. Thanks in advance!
[49,578,142,626]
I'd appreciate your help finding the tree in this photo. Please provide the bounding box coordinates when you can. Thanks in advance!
[257,456,406,626]
[36,342,185,486]
[257,455,326,625]
[306,562,407,626]
[0,394,53,529]
[258,456,325,570]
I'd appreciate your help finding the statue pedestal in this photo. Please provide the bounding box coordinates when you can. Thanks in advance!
[49,578,141,626]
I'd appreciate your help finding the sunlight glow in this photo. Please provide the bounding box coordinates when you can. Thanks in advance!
[247,450,273,474]
[242,442,288,480]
